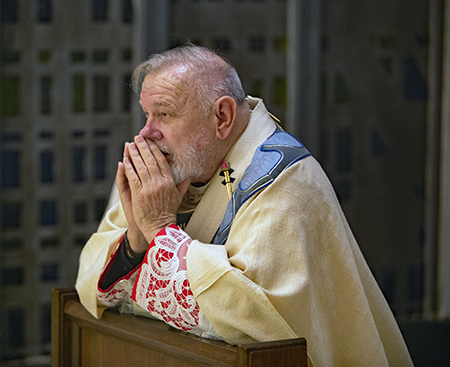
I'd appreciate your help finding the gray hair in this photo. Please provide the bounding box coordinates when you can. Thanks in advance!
[131,45,246,115]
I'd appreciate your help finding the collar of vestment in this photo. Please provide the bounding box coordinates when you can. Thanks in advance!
[183,97,276,243]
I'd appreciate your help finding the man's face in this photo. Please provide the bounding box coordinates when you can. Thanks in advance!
[138,68,217,184]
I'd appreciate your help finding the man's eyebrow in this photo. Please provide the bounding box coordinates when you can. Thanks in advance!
[138,100,176,109]
[139,99,172,107]
[153,101,172,107]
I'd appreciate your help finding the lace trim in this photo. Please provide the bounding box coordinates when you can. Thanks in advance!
[97,269,139,307]
[132,225,200,332]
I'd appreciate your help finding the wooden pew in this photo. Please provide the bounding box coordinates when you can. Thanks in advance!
[51,288,307,367]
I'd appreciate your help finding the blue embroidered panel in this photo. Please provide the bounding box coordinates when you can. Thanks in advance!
[211,129,311,245]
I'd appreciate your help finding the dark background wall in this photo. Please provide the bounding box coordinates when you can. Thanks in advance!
[1,0,449,366]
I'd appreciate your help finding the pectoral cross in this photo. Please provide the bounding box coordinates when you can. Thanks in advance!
[220,161,235,200]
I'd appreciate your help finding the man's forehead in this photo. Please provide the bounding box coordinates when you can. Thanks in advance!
[142,68,189,93]
[139,69,196,109]
[145,65,190,86]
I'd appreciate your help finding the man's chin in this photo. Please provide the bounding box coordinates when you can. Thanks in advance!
[169,168,186,185]
[171,169,197,186]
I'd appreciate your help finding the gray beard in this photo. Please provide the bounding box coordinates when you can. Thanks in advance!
[155,125,214,185]
[169,145,204,185]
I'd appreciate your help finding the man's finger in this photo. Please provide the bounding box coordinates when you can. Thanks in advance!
[127,142,153,184]
[134,135,160,173]
[145,139,173,179]
[176,177,192,197]
[124,142,138,173]
[116,161,127,191]
[123,156,143,190]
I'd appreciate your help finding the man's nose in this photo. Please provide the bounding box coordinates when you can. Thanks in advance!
[139,118,163,140]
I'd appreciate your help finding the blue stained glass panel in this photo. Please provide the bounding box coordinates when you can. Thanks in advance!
[1,203,21,229]
[41,263,59,281]
[40,200,57,226]
[8,308,24,348]
[2,267,23,285]
[41,150,54,183]
[1,150,20,187]
[72,147,85,182]
[94,145,107,180]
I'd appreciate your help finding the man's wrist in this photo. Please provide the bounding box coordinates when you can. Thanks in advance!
[123,231,146,258]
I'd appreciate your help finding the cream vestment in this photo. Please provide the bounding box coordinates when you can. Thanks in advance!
[76,98,413,366]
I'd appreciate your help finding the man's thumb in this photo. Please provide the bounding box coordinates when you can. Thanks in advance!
[176,177,192,197]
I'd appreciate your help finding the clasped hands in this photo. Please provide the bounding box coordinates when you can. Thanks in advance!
[116,135,192,255]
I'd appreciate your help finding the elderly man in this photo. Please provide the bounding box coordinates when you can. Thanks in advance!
[76,45,413,366]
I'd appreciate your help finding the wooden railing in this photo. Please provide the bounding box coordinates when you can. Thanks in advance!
[51,288,307,367]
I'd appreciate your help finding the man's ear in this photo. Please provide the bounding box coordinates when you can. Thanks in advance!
[213,96,237,140]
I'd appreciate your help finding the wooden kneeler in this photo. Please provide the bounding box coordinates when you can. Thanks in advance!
[51,288,307,367]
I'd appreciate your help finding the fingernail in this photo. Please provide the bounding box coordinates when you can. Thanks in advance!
[129,143,137,150]
[136,135,144,143]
